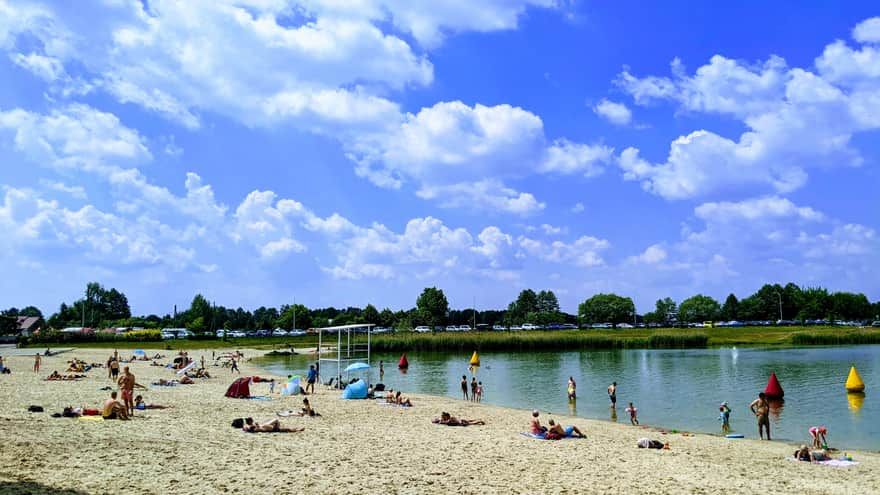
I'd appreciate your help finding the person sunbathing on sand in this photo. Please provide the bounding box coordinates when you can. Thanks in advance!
[393,391,413,406]
[547,419,585,438]
[530,410,547,435]
[242,417,304,433]
[434,412,485,426]
[794,445,830,463]
[46,370,62,380]
[134,395,172,410]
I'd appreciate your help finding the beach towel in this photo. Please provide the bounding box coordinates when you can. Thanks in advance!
[786,457,860,467]
[248,396,271,401]
[520,432,547,439]
[79,416,104,421]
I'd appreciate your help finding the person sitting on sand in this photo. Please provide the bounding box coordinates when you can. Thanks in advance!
[546,419,585,439]
[530,410,547,436]
[393,391,413,407]
[102,391,129,420]
[794,445,830,463]
[46,370,62,381]
[434,412,485,426]
[179,375,194,385]
[134,395,172,410]
[242,417,304,433]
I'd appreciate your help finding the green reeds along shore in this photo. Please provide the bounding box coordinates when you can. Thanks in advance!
[367,331,709,352]
[790,330,880,345]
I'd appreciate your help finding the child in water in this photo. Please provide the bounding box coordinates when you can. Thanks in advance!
[625,402,639,425]
[475,381,483,402]
[719,401,732,433]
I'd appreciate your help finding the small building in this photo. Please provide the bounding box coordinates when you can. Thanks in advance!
[16,316,42,336]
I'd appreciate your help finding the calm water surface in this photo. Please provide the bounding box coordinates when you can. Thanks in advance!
[255,345,880,450]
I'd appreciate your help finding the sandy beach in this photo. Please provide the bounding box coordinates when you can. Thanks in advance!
[0,347,876,495]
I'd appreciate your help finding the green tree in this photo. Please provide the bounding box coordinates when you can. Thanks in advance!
[578,293,635,327]
[829,292,873,321]
[416,287,448,327]
[276,304,312,330]
[678,294,721,323]
[362,304,380,324]
[379,308,395,327]
[644,297,677,326]
[721,293,739,321]
[796,287,831,321]
[104,288,131,321]
[187,316,206,335]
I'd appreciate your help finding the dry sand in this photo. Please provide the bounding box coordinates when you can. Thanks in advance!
[0,347,877,494]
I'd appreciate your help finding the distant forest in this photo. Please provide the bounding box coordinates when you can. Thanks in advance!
[1,281,878,334]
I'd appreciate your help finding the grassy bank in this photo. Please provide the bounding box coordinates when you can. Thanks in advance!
[19,326,880,351]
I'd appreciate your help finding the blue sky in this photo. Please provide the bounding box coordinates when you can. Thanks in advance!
[0,1,878,316]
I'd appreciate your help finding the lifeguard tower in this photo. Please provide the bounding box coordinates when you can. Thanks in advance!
[316,324,374,388]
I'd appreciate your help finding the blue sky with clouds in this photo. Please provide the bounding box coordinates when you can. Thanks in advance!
[0,1,878,316]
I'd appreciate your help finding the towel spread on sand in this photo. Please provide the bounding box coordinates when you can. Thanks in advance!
[786,457,860,467]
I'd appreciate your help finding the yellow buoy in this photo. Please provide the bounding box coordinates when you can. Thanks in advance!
[845,366,865,393]
[469,350,480,367]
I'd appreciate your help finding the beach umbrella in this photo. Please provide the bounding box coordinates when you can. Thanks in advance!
[133,349,145,355]
[345,362,370,372]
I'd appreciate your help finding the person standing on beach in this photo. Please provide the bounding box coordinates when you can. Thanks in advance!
[567,376,576,400]
[34,353,41,373]
[109,357,120,381]
[476,382,483,402]
[470,377,478,402]
[379,360,384,381]
[230,358,240,374]
[749,392,771,440]
[608,382,617,408]
[118,367,136,416]
[460,375,469,400]
[306,365,317,394]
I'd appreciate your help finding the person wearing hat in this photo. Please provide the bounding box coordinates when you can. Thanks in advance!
[719,402,732,433]
[809,426,828,449]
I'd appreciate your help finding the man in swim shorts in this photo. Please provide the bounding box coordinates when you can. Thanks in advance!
[102,391,129,420]
[749,392,771,440]
[608,382,617,408]
[118,366,136,416]
[547,419,585,438]
[461,375,469,400]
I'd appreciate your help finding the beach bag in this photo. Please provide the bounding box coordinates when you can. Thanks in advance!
[27,405,44,413]
[231,418,244,429]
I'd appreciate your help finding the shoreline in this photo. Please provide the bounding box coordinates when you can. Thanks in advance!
[0,347,877,494]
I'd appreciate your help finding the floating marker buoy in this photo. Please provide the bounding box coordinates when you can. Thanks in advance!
[846,366,865,393]
[764,372,784,399]
[469,351,480,367]
[398,353,409,369]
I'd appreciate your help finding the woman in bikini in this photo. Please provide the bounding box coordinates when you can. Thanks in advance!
[242,417,304,433]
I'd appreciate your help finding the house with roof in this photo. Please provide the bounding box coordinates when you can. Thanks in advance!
[16,316,43,336]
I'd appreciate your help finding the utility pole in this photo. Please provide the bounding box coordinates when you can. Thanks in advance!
[776,292,783,321]
[82,287,86,328]
[292,296,296,331]
[473,296,476,331]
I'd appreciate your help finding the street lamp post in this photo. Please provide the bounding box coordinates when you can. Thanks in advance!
[775,291,783,322]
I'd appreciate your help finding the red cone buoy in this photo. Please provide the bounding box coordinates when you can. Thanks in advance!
[398,353,409,369]
[764,372,784,399]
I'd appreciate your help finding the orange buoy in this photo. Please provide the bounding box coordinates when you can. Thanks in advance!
[764,372,784,399]
[398,353,409,369]
[469,351,480,367]
[846,366,865,393]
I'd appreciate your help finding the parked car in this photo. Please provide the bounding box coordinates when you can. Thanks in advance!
[288,329,307,337]
[228,330,246,338]
[560,323,578,330]
[373,327,390,334]
[271,329,288,337]
[176,330,194,339]
[255,330,271,337]
[492,324,506,331]
[414,326,431,333]
[458,325,472,331]
[446,325,458,331]
[617,323,634,329]
[521,323,538,330]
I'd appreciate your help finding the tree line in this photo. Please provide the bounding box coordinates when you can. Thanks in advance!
[2,281,878,335]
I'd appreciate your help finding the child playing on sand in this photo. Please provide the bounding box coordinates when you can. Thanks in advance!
[625,402,639,425]
[719,402,732,433]
[809,426,828,449]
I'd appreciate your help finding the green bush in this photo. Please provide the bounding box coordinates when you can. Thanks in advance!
[21,329,163,345]
[791,330,880,345]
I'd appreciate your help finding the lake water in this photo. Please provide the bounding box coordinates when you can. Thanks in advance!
[254,345,880,451]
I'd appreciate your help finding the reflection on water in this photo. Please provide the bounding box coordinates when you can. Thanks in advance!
[847,392,865,412]
[769,399,785,420]
[568,399,577,416]
[255,345,880,450]
[610,407,618,423]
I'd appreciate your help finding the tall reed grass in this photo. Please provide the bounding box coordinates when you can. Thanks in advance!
[790,330,880,346]
[368,330,709,352]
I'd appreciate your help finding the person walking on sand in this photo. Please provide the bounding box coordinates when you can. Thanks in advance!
[567,376,576,400]
[607,382,617,408]
[306,365,317,394]
[34,353,41,373]
[118,367,136,416]
[460,375,469,400]
[749,392,771,440]
[626,402,639,425]
[230,357,240,374]
[470,377,478,402]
